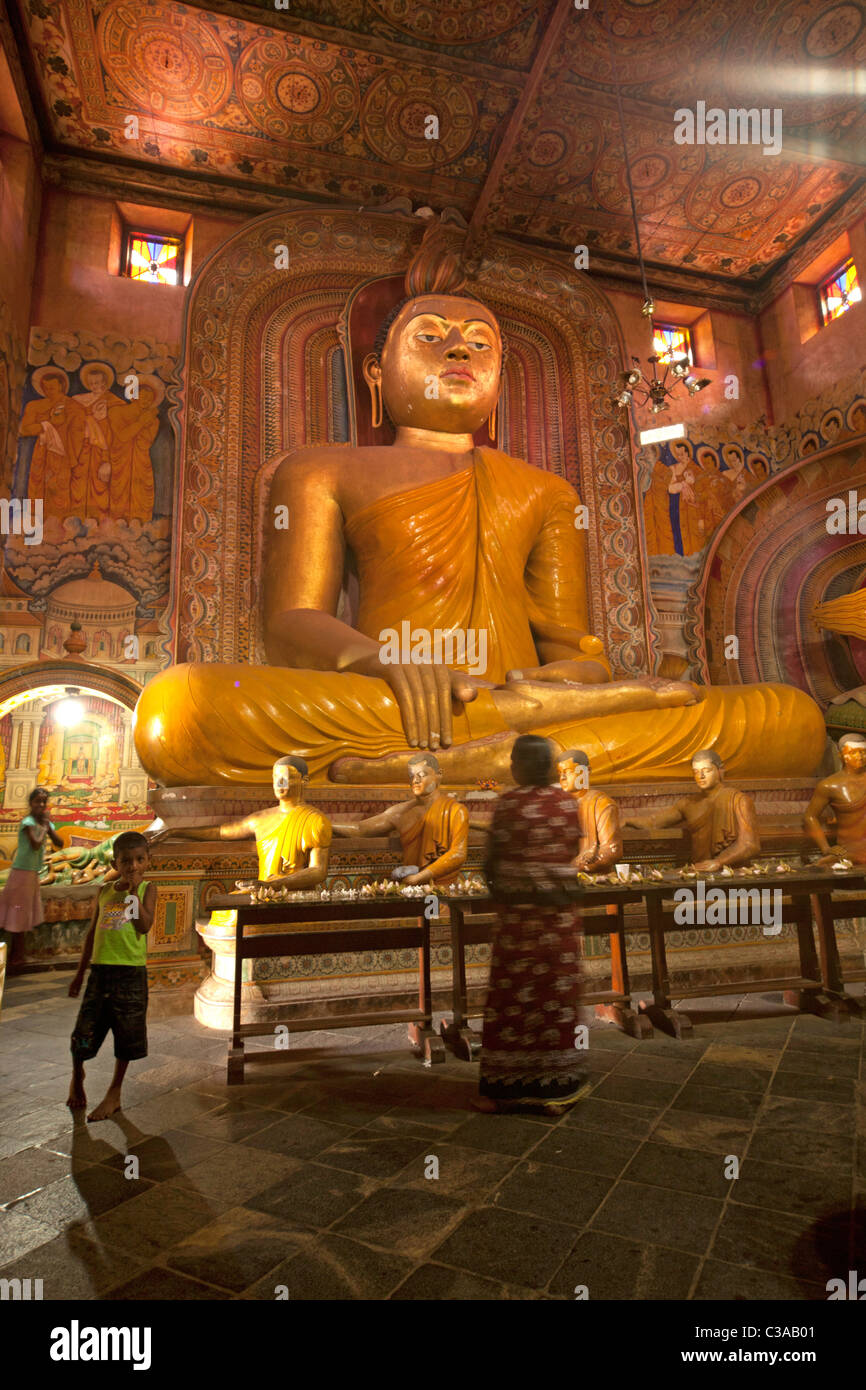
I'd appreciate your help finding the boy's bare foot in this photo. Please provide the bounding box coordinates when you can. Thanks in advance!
[88,1088,122,1122]
[67,1087,87,1111]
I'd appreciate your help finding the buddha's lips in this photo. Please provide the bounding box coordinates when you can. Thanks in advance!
[441,367,474,381]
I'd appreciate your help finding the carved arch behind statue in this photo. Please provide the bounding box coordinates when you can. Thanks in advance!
[170,205,650,675]
[694,437,866,703]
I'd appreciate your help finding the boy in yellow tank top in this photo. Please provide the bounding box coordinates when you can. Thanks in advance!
[67,831,156,1121]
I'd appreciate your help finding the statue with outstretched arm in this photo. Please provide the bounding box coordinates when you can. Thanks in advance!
[624,748,760,873]
[163,756,330,891]
[333,753,467,888]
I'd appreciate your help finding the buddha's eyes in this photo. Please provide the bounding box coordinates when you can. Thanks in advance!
[416,332,441,343]
[468,340,490,351]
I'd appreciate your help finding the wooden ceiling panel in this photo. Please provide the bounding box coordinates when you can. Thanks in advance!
[11,0,866,300]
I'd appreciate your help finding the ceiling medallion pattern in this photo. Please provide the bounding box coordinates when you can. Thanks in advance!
[98,0,233,120]
[236,36,360,144]
[361,71,476,167]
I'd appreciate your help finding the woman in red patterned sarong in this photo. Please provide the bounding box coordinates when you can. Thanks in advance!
[475,735,590,1115]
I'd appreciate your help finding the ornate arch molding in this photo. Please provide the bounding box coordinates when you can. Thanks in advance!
[0,662,142,711]
[694,438,866,698]
[171,205,649,675]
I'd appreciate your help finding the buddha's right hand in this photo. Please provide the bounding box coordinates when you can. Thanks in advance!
[351,652,484,750]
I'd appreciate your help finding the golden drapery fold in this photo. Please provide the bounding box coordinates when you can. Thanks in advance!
[346,448,602,682]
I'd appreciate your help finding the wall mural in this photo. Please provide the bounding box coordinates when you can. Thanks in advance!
[4,330,176,619]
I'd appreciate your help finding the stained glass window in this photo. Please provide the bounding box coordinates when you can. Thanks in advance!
[820,260,861,325]
[652,323,693,366]
[124,233,182,286]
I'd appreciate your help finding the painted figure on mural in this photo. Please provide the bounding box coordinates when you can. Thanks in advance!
[721,443,749,502]
[107,376,161,523]
[16,359,162,529]
[693,446,733,541]
[20,368,86,517]
[73,362,116,521]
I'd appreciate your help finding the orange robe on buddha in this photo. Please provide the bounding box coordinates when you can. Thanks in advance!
[134,447,826,786]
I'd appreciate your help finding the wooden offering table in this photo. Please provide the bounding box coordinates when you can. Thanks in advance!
[439,867,866,1054]
[208,894,446,1083]
[639,865,866,1037]
[441,888,651,1060]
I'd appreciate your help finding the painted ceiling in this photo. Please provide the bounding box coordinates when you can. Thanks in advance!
[11,0,866,298]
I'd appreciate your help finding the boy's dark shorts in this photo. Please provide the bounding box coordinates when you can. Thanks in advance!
[71,965,148,1062]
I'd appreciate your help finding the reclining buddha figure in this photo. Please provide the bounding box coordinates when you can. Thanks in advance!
[134,223,825,787]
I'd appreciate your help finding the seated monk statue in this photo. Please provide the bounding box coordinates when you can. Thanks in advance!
[333,752,468,887]
[167,755,331,890]
[556,748,623,872]
[803,734,866,865]
[624,748,760,872]
[133,222,825,787]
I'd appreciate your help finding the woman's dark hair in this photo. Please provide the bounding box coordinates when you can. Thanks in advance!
[28,786,49,804]
[511,735,555,786]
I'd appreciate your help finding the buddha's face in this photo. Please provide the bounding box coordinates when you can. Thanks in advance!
[840,740,866,771]
[409,758,439,798]
[43,377,65,401]
[692,757,721,790]
[369,294,502,434]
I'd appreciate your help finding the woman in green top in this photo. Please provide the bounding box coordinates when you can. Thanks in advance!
[0,788,63,966]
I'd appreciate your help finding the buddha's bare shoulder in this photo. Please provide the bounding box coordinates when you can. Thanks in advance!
[271,443,394,489]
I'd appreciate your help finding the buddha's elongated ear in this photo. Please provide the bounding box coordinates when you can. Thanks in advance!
[362,352,383,430]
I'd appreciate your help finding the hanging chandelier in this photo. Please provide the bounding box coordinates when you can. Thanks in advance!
[601,4,711,415]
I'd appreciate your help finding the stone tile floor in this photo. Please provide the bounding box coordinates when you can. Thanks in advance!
[0,973,864,1300]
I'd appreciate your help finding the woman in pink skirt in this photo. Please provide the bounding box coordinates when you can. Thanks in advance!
[0,787,62,967]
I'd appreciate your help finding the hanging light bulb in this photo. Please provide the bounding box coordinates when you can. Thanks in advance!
[54,688,84,728]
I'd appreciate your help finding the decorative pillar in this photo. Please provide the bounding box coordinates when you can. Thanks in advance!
[118,710,148,808]
[3,699,45,808]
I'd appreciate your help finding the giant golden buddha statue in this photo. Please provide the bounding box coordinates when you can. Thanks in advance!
[134,225,825,786]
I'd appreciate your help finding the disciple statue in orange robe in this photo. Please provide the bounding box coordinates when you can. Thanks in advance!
[556,748,623,872]
[625,748,760,872]
[133,223,825,788]
[20,368,86,518]
[333,753,468,888]
[803,734,866,865]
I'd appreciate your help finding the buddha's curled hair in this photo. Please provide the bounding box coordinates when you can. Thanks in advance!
[403,217,468,298]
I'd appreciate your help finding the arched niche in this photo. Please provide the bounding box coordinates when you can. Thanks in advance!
[695,437,866,703]
[170,205,650,677]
